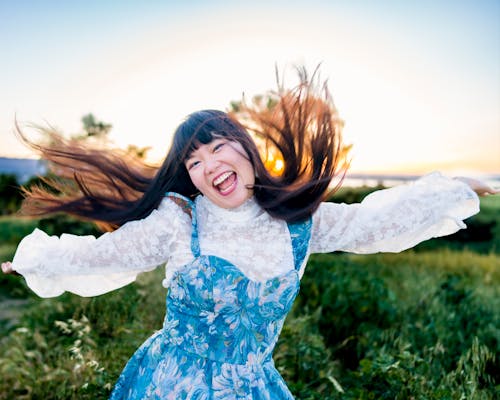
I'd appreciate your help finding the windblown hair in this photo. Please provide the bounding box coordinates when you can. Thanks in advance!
[18,68,347,230]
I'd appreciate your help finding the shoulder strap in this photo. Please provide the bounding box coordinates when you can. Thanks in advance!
[165,192,193,218]
[165,192,200,257]
[287,217,312,272]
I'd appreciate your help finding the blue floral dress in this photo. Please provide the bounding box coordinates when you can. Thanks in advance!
[109,194,312,399]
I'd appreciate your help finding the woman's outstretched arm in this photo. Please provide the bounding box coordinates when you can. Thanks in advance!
[1,197,192,298]
[310,172,496,255]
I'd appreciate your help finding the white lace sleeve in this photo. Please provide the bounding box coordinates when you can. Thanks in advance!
[310,172,480,254]
[11,197,192,298]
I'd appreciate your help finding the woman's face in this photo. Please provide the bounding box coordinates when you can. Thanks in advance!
[185,138,255,209]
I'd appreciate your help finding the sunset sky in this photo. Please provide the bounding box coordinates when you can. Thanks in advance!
[1,1,499,175]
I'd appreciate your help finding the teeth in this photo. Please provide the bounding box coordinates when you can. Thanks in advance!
[213,171,233,186]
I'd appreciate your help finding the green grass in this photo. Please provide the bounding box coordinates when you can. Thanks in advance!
[0,243,16,262]
[0,191,498,399]
[0,268,166,400]
[284,251,500,399]
[0,216,38,244]
[480,194,500,209]
[0,249,498,399]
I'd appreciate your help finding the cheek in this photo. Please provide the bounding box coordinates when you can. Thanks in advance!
[242,160,256,185]
[187,169,204,192]
[228,144,255,182]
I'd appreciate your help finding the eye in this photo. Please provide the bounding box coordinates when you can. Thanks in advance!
[213,142,225,152]
[187,160,200,170]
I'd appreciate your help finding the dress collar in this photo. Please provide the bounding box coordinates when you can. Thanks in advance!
[196,195,263,222]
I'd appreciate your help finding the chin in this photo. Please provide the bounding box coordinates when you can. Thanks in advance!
[218,191,251,209]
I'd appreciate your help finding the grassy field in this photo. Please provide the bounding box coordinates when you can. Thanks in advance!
[0,193,498,399]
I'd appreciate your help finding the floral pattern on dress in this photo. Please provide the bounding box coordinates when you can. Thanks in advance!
[110,194,312,399]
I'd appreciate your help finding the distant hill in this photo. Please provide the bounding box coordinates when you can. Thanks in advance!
[0,157,46,183]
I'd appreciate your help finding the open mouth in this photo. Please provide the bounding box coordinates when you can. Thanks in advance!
[213,171,237,195]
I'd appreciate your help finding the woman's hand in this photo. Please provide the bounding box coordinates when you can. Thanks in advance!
[454,177,500,197]
[1,261,16,275]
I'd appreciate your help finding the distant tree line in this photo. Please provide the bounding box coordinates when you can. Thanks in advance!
[0,173,24,215]
[0,113,152,217]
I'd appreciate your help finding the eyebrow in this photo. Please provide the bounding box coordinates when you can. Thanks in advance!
[184,138,229,160]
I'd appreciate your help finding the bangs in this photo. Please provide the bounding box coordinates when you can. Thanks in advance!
[173,110,244,162]
[184,129,217,160]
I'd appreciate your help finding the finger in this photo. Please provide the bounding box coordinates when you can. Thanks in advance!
[483,185,499,194]
[1,262,20,276]
[2,262,13,273]
[481,188,500,196]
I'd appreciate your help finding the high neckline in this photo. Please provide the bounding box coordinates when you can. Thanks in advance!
[196,195,263,222]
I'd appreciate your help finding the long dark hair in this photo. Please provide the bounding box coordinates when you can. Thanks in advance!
[18,69,347,229]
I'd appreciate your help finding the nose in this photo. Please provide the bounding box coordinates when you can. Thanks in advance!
[204,157,220,175]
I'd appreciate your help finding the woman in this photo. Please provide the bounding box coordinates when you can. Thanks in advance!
[2,73,497,399]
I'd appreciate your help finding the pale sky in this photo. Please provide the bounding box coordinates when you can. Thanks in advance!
[1,0,499,175]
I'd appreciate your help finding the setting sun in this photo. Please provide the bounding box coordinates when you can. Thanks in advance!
[263,150,285,176]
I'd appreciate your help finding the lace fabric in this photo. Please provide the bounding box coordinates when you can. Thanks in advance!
[11,172,479,298]
[311,172,479,254]
[12,199,193,297]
